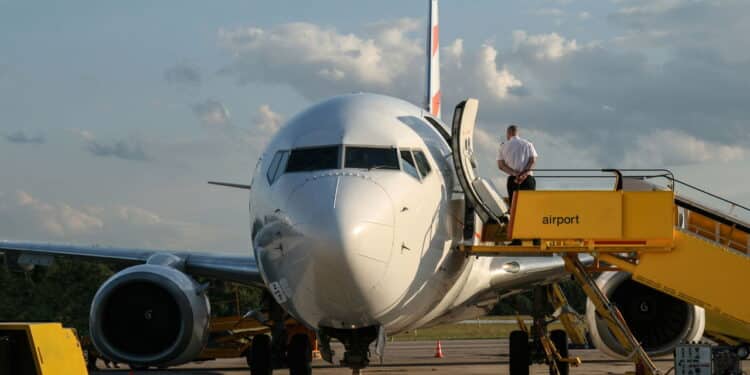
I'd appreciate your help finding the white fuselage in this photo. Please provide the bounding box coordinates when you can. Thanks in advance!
[250,93,561,334]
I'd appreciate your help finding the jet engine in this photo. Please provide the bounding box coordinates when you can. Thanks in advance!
[89,263,211,368]
[586,272,705,358]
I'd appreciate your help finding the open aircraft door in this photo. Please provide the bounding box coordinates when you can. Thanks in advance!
[451,98,508,244]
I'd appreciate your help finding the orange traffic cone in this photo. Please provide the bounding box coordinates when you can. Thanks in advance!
[434,340,444,358]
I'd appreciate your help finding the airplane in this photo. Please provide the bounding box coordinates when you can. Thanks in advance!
[0,1,706,374]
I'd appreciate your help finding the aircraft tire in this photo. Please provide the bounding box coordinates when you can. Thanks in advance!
[550,329,569,375]
[287,333,312,375]
[509,330,530,375]
[250,334,273,375]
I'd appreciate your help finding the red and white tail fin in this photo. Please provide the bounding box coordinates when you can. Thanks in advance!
[425,0,441,119]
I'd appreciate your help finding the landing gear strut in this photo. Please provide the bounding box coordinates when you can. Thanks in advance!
[319,326,379,374]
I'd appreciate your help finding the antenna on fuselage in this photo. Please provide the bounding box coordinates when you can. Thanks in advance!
[424,0,441,120]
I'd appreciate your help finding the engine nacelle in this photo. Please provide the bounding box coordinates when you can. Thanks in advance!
[586,272,705,358]
[89,264,210,367]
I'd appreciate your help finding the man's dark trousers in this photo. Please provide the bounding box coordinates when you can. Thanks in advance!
[507,175,536,208]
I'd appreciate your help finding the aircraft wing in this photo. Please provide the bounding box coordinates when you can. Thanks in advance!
[0,240,264,287]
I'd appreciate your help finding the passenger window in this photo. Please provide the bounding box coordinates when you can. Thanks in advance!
[413,150,432,178]
[266,150,289,184]
[400,150,420,180]
[285,146,339,172]
[345,147,399,170]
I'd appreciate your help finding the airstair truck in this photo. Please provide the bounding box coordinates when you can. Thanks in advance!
[450,98,750,375]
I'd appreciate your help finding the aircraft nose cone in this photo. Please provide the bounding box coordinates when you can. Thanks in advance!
[285,175,395,322]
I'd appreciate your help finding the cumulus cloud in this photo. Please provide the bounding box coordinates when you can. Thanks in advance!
[623,129,745,168]
[476,45,524,100]
[512,30,580,60]
[164,62,201,87]
[0,190,227,249]
[215,10,750,169]
[443,39,464,69]
[4,131,45,145]
[218,19,423,100]
[253,104,284,134]
[0,190,103,237]
[192,99,231,128]
[218,19,527,106]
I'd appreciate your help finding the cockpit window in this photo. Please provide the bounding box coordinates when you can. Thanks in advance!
[266,150,289,184]
[345,147,399,170]
[413,150,432,177]
[285,146,340,172]
[400,150,420,180]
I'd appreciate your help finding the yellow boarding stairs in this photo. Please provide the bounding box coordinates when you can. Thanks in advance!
[450,98,750,375]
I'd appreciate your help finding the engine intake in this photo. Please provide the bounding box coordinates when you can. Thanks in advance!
[586,272,705,358]
[89,264,210,367]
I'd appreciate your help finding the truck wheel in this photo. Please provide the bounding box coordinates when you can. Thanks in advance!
[250,334,273,375]
[287,333,312,375]
[550,329,569,375]
[509,330,530,375]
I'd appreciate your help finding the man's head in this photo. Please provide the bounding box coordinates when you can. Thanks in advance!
[506,124,519,140]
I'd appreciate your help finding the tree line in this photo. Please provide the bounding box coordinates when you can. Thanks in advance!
[0,253,587,335]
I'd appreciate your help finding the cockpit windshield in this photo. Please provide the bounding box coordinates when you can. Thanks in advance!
[345,147,399,170]
[285,146,340,172]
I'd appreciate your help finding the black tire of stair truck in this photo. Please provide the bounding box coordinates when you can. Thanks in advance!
[550,329,569,375]
[250,334,273,375]
[288,333,313,375]
[510,330,530,375]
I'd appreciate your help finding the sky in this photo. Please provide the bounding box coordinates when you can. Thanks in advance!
[1,0,748,252]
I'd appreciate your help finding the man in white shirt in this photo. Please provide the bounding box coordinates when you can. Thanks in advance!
[497,124,538,208]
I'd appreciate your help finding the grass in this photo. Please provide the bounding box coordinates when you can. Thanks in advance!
[391,316,567,341]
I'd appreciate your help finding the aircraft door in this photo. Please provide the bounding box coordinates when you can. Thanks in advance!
[450,99,507,242]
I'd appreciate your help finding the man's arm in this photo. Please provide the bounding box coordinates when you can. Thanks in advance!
[497,159,518,176]
[521,156,536,175]
[516,154,537,183]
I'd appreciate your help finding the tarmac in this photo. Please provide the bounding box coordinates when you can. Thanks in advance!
[91,339,750,374]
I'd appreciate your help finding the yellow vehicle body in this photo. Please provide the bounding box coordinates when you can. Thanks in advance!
[509,190,675,243]
[468,188,750,338]
[0,322,87,375]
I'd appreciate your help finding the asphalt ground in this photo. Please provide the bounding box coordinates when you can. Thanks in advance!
[91,339,750,374]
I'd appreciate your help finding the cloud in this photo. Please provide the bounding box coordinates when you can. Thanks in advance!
[164,62,201,87]
[443,38,464,69]
[623,129,745,168]
[4,131,45,145]
[0,190,229,249]
[0,191,103,237]
[253,104,283,134]
[192,99,231,128]
[71,129,153,162]
[216,11,750,169]
[534,8,565,17]
[512,30,580,60]
[475,44,524,100]
[218,19,527,106]
[218,19,423,101]
[86,139,152,161]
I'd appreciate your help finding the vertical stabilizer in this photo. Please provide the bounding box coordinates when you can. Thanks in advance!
[425,0,441,119]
